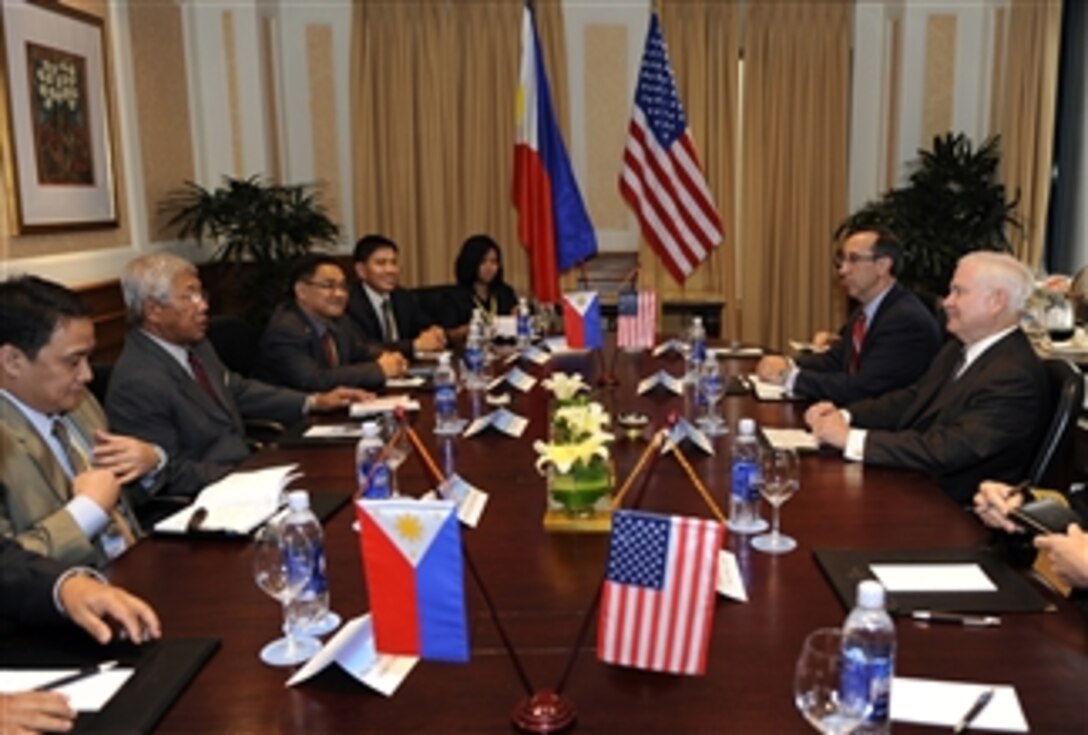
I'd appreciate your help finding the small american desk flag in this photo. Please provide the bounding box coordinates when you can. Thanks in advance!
[597,510,723,675]
[616,290,657,350]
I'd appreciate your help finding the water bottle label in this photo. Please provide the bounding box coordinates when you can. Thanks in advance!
[517,313,531,338]
[692,340,707,362]
[435,384,456,415]
[465,347,483,372]
[359,461,392,499]
[840,651,892,723]
[700,375,722,401]
[304,544,328,596]
[731,460,759,501]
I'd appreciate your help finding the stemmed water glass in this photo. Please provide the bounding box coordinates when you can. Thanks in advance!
[794,628,871,734]
[378,413,411,495]
[696,359,728,436]
[252,522,322,666]
[752,447,800,553]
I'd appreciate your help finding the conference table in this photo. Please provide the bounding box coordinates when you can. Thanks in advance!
[104,344,1087,734]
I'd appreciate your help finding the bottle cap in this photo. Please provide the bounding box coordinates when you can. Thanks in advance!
[286,490,310,512]
[438,351,451,365]
[361,421,380,438]
[738,417,756,435]
[856,580,886,609]
[693,316,703,326]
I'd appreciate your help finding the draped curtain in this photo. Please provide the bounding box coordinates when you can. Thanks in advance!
[738,0,852,350]
[991,0,1063,268]
[351,0,568,291]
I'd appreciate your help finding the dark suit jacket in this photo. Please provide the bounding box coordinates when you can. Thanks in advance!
[448,283,518,329]
[0,536,66,626]
[795,282,941,404]
[255,302,385,391]
[106,330,306,498]
[848,329,1048,504]
[346,284,435,358]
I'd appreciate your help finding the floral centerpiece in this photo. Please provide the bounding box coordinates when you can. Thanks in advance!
[535,373,615,517]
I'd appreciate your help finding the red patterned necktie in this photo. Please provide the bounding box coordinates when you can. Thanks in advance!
[321,330,340,367]
[188,350,221,406]
[849,312,867,374]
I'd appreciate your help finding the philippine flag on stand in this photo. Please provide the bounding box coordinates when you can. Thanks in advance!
[562,291,602,349]
[513,5,597,304]
[357,499,469,662]
[597,510,723,676]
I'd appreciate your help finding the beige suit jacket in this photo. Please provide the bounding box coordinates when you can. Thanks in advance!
[0,391,111,566]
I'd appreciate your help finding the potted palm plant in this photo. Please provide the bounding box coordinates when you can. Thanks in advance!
[836,133,1022,309]
[160,175,340,322]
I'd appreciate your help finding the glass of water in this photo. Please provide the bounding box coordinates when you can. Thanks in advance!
[794,628,870,734]
[752,447,800,553]
[696,359,727,436]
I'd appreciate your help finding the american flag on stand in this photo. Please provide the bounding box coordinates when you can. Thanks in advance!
[597,510,723,676]
[619,13,723,283]
[616,290,657,350]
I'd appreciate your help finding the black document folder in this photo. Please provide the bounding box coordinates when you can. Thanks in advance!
[813,547,1052,615]
[151,490,351,540]
[0,635,219,734]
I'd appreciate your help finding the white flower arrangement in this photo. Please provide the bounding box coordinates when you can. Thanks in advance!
[541,372,589,402]
[534,374,614,476]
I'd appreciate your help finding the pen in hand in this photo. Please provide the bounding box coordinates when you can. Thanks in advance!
[952,687,995,733]
[35,660,119,691]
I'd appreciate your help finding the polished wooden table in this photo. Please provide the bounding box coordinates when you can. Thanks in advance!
[106,347,1088,733]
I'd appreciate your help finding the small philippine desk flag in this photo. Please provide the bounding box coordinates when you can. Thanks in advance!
[562,291,602,349]
[357,499,469,662]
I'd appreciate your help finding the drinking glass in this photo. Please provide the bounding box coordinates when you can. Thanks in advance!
[794,628,870,734]
[695,359,727,436]
[378,413,411,495]
[252,523,322,666]
[752,447,799,553]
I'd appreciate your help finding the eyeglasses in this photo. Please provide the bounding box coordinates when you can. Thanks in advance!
[304,280,349,293]
[174,290,210,307]
[833,252,880,269]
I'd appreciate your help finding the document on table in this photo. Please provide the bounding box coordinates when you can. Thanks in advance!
[287,615,417,696]
[462,408,528,438]
[0,668,134,711]
[349,395,421,418]
[154,464,300,535]
[890,677,1028,732]
[747,374,789,401]
[304,424,364,439]
[708,346,764,358]
[870,563,997,593]
[762,428,820,452]
[385,376,425,389]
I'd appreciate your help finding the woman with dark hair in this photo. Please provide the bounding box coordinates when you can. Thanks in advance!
[451,235,518,329]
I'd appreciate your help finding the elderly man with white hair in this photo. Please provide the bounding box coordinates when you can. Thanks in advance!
[806,251,1049,504]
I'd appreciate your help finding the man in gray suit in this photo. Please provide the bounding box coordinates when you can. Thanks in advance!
[1,276,161,567]
[807,251,1048,504]
[106,253,370,499]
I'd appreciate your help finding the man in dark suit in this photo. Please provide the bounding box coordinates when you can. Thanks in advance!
[756,228,942,404]
[106,254,370,499]
[1,276,161,566]
[256,255,407,392]
[345,234,447,358]
[806,251,1048,504]
[1,536,161,733]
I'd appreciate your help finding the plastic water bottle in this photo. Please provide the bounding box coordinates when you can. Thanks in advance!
[840,580,896,734]
[686,316,707,383]
[282,490,331,632]
[464,311,486,390]
[728,418,767,533]
[516,297,532,350]
[355,421,391,499]
[434,351,461,436]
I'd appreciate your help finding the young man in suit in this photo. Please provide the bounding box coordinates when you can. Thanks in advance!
[106,253,370,499]
[806,251,1048,504]
[0,277,162,567]
[756,228,942,405]
[0,536,161,733]
[256,255,407,391]
[345,234,447,358]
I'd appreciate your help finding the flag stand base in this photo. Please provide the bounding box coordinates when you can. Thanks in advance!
[512,690,576,733]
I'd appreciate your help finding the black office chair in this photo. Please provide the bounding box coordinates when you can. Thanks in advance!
[88,362,113,405]
[413,285,461,330]
[1026,358,1084,487]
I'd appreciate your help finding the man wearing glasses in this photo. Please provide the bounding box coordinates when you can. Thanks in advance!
[106,254,371,499]
[255,254,408,391]
[756,228,941,405]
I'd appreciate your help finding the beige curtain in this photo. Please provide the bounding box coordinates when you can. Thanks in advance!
[991,0,1063,268]
[351,0,568,292]
[634,1,739,334]
[738,0,851,351]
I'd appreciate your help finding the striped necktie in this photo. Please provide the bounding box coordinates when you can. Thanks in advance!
[849,312,867,374]
[381,298,399,341]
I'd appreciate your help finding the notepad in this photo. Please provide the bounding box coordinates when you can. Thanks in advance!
[708,346,763,358]
[890,677,1028,732]
[0,668,134,711]
[349,395,421,418]
[748,374,789,401]
[153,464,300,535]
[385,376,425,389]
[762,427,820,452]
[870,564,997,593]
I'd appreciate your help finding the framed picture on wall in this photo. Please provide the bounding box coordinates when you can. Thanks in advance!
[1,0,118,232]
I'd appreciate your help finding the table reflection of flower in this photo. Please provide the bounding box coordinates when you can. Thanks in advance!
[537,374,615,517]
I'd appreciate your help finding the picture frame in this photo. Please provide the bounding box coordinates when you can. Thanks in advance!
[1,0,118,232]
